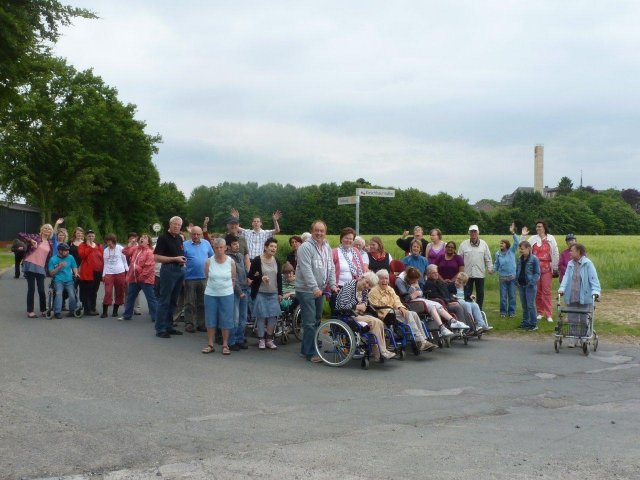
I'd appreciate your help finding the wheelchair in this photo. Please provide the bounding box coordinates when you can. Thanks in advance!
[45,280,83,319]
[314,310,404,369]
[273,300,302,344]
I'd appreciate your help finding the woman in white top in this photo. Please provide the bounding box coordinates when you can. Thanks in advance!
[332,227,368,288]
[203,237,236,355]
[101,233,128,318]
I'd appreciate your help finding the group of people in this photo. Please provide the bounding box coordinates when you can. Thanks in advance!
[13,212,601,361]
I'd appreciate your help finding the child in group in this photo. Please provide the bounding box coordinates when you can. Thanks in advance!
[47,243,79,319]
[226,234,249,351]
[452,272,491,331]
[280,262,297,312]
[493,223,520,317]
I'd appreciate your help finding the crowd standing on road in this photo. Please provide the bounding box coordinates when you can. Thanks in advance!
[12,212,602,363]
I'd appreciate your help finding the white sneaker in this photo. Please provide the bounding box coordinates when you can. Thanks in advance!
[265,339,278,350]
[258,339,266,350]
[440,326,454,337]
[483,325,494,331]
[536,315,543,320]
[450,320,470,330]
[547,316,554,322]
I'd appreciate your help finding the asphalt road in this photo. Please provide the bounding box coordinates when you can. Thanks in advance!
[1,271,639,480]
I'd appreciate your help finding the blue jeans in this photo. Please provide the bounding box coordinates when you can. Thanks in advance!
[230,289,249,345]
[499,279,517,315]
[54,280,77,314]
[156,264,185,334]
[204,294,235,329]
[459,299,486,328]
[519,284,538,328]
[122,282,158,321]
[297,291,325,358]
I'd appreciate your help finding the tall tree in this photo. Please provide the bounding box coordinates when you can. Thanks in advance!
[0,1,95,108]
[556,176,574,195]
[0,57,161,232]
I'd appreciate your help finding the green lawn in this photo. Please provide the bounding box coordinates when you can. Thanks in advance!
[0,252,14,272]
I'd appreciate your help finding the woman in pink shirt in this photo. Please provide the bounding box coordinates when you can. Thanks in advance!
[18,224,54,318]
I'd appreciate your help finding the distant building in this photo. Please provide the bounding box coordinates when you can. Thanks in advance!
[500,186,558,206]
[0,203,41,243]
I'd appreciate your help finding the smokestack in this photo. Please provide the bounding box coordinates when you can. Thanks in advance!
[534,145,544,194]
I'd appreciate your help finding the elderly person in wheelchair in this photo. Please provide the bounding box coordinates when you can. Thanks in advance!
[395,267,456,338]
[423,265,472,331]
[334,271,396,360]
[368,269,436,351]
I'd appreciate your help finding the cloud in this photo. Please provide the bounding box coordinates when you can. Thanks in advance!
[55,0,640,202]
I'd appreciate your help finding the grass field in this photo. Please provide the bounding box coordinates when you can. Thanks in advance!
[0,252,13,272]
[275,234,640,339]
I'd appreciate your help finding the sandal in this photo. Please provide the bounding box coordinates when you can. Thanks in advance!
[222,345,231,355]
[201,345,215,354]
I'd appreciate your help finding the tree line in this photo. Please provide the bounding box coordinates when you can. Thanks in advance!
[184,180,640,236]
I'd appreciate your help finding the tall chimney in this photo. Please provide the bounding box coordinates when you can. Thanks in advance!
[534,145,544,194]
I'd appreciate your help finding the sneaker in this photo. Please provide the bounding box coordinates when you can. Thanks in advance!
[528,325,539,331]
[309,355,323,363]
[229,344,241,351]
[134,308,142,315]
[536,315,543,320]
[155,332,171,338]
[258,339,266,350]
[450,320,470,330]
[483,325,494,331]
[500,314,506,318]
[54,313,62,319]
[265,339,278,350]
[239,343,249,350]
[118,316,132,321]
[381,351,396,360]
[547,316,554,323]
[508,314,516,318]
[440,326,454,337]
[517,324,527,329]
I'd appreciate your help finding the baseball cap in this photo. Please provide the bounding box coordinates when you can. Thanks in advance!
[468,224,479,232]
[227,216,239,225]
[565,233,576,241]
[57,242,70,250]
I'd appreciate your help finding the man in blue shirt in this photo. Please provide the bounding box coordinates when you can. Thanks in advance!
[47,243,78,319]
[183,225,213,333]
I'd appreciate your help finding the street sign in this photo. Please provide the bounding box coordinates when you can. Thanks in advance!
[338,196,358,205]
[152,223,162,233]
[356,188,395,198]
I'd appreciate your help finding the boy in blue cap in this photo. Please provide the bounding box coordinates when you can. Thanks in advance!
[48,243,79,319]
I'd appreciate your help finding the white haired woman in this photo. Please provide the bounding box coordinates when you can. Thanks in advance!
[368,269,436,351]
[334,271,396,360]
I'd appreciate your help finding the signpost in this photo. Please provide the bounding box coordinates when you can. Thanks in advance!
[337,188,395,235]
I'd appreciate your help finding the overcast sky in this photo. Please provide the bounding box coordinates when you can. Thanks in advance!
[54,0,640,203]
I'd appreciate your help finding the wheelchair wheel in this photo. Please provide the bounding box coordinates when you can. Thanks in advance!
[292,306,302,341]
[314,319,356,367]
[463,335,468,345]
[554,339,560,353]
[74,307,83,318]
[593,334,598,352]
[398,348,407,360]
[361,357,370,370]
[582,342,589,356]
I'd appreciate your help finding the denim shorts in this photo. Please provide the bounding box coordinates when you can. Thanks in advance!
[204,294,234,329]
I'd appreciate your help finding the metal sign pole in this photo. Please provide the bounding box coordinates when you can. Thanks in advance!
[355,195,360,236]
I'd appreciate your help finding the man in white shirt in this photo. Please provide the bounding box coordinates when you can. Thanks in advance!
[230,208,281,260]
[458,224,493,310]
